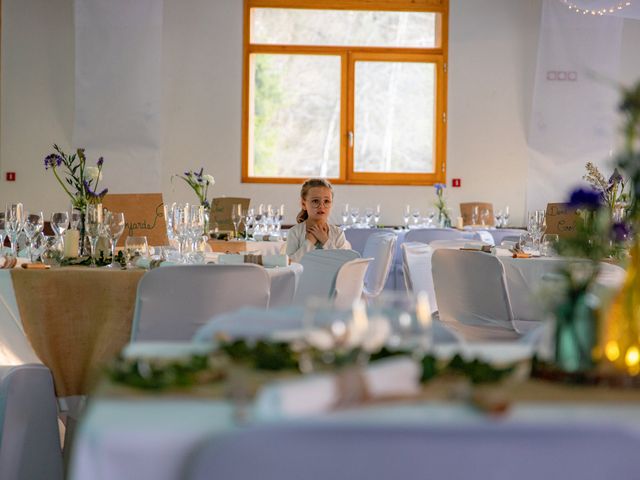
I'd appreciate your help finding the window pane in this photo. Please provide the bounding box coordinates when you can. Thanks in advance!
[354,61,435,174]
[249,54,341,178]
[251,8,436,48]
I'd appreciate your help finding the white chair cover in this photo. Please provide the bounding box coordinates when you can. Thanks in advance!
[333,258,373,309]
[362,232,397,299]
[0,364,63,480]
[293,250,360,306]
[266,263,303,308]
[400,242,437,314]
[432,250,523,341]
[344,228,394,255]
[186,423,640,480]
[131,264,270,341]
[403,228,465,244]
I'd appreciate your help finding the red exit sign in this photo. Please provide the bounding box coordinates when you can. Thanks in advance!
[5,172,16,182]
[452,178,461,188]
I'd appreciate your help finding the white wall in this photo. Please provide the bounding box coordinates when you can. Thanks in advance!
[2,0,640,226]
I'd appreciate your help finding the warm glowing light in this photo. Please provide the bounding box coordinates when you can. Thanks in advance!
[416,291,432,328]
[605,341,621,362]
[625,346,640,371]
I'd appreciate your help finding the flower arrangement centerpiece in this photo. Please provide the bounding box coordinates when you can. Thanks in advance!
[434,183,451,228]
[583,162,629,221]
[172,168,215,232]
[44,144,108,255]
[599,80,640,377]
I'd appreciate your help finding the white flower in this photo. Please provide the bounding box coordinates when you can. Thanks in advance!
[202,174,215,185]
[85,166,102,182]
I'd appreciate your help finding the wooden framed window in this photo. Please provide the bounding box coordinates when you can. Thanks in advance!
[242,0,449,185]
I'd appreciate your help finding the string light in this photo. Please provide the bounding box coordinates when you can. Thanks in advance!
[561,0,632,15]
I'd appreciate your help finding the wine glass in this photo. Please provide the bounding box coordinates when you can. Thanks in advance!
[172,204,189,259]
[124,236,149,268]
[23,211,44,262]
[495,210,504,228]
[373,205,381,227]
[50,211,69,253]
[0,212,5,254]
[411,209,421,227]
[471,205,479,226]
[480,208,490,227]
[403,205,411,229]
[5,203,24,256]
[163,202,176,244]
[244,208,255,239]
[350,207,360,227]
[231,204,242,239]
[502,206,510,227]
[541,234,559,257]
[364,208,374,227]
[85,204,104,267]
[341,204,349,228]
[102,211,125,268]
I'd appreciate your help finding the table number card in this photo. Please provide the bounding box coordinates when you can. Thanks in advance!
[102,193,168,246]
[459,202,495,227]
[210,197,250,232]
[545,203,579,238]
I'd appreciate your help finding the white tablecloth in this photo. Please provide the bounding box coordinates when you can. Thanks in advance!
[69,391,640,480]
[243,240,286,256]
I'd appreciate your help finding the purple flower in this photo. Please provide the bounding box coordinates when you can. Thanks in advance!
[434,183,446,195]
[44,154,63,170]
[97,157,104,167]
[568,188,601,211]
[611,222,631,243]
[83,179,108,200]
[184,171,192,177]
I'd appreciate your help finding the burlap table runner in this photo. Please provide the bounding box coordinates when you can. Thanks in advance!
[11,267,146,396]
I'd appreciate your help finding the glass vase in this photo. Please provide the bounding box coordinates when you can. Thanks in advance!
[601,239,640,376]
[554,291,598,373]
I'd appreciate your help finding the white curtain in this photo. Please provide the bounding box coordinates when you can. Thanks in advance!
[74,0,163,193]
[526,0,623,211]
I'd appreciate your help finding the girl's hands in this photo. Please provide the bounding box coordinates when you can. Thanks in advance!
[307,222,329,245]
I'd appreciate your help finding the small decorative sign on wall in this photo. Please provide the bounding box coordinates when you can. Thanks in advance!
[545,202,579,238]
[102,193,168,246]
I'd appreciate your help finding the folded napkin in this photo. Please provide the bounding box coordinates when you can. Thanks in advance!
[254,357,421,419]
[252,233,282,242]
[218,253,289,267]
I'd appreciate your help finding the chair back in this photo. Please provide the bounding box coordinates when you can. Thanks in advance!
[432,249,517,341]
[293,249,360,305]
[0,364,63,480]
[186,423,640,480]
[401,242,436,313]
[132,264,270,341]
[333,258,373,309]
[362,232,397,299]
[344,228,393,255]
[404,228,465,244]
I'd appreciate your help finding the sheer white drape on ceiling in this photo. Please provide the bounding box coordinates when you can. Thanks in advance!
[74,0,163,193]
[526,0,623,211]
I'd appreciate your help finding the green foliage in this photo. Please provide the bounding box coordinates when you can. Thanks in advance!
[253,55,283,176]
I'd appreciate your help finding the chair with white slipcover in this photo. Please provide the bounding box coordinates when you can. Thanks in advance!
[333,258,373,309]
[432,249,532,341]
[293,249,360,306]
[0,364,63,480]
[403,228,465,244]
[362,232,397,300]
[401,242,436,313]
[131,264,270,341]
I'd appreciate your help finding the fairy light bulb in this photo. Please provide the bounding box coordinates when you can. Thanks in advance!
[605,341,620,362]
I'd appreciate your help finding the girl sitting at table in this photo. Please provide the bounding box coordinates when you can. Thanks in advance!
[286,178,350,263]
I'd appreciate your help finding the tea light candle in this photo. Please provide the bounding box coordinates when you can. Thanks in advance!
[456,216,464,229]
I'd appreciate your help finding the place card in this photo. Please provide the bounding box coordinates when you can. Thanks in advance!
[102,193,168,247]
[545,202,578,238]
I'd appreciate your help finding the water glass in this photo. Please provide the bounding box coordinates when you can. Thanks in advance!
[541,234,559,257]
[125,236,149,268]
[5,203,24,256]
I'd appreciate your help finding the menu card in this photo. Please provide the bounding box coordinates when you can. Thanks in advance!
[102,193,168,246]
[459,202,495,227]
[545,202,579,238]
[210,197,250,232]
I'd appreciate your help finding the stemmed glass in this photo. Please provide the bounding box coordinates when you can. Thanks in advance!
[480,208,490,227]
[527,210,546,254]
[85,204,104,267]
[411,209,421,227]
[471,205,479,225]
[102,211,125,268]
[231,204,242,239]
[495,210,504,228]
[0,213,5,254]
[373,205,381,227]
[51,212,69,253]
[350,207,359,227]
[426,210,436,228]
[188,205,206,252]
[163,202,176,245]
[502,206,510,227]
[364,208,374,227]
[172,204,189,259]
[5,203,24,256]
[23,211,44,262]
[244,208,255,239]
[341,204,349,228]
[125,236,149,268]
[403,205,411,229]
